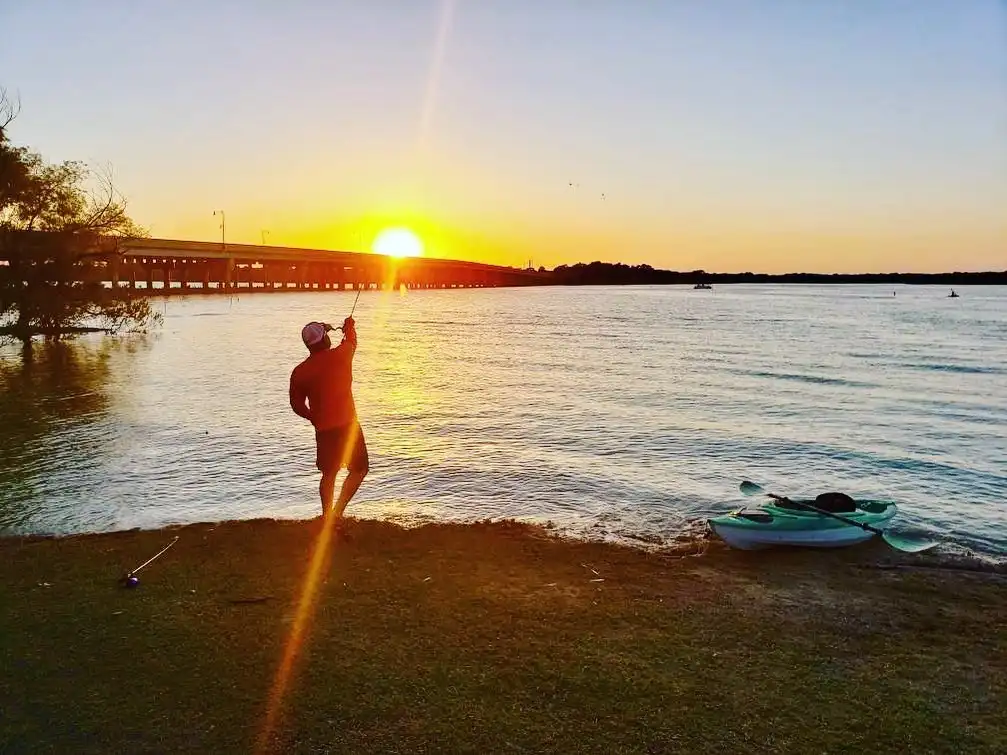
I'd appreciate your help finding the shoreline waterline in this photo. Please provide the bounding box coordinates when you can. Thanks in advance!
[4,514,1005,573]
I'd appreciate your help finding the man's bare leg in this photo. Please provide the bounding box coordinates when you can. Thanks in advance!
[332,466,368,520]
[319,470,337,517]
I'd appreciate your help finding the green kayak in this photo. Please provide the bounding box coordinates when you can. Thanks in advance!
[709,500,897,550]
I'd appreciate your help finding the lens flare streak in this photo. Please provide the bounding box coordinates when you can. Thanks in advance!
[416,0,457,157]
[257,432,365,749]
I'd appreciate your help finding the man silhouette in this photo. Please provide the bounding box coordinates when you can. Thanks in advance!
[289,317,369,524]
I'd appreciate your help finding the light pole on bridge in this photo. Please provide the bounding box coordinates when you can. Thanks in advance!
[213,210,225,249]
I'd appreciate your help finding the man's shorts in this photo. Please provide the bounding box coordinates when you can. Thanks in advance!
[315,422,369,474]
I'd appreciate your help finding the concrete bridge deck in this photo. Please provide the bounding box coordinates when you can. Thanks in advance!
[111,237,549,291]
[0,234,551,291]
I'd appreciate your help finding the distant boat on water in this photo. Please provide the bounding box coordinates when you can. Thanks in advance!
[949,289,959,298]
[694,282,712,290]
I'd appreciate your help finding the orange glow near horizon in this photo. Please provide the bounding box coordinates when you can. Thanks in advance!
[142,201,1007,275]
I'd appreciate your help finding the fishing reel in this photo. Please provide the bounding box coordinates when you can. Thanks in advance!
[324,316,356,333]
[120,572,140,589]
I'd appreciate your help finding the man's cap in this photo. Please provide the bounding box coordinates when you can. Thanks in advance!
[301,321,329,348]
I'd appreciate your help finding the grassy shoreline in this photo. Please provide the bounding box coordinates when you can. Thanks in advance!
[2,517,1004,753]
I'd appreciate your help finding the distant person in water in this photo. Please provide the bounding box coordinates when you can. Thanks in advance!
[289,318,369,525]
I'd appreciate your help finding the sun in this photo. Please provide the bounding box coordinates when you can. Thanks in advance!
[372,227,424,258]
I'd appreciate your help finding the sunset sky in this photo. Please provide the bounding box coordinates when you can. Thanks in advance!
[2,1,1004,273]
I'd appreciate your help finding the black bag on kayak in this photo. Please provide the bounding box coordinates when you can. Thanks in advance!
[774,492,858,513]
[812,492,857,513]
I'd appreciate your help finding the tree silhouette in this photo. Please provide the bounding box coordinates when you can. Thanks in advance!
[0,88,160,343]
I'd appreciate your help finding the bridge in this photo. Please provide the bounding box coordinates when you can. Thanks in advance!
[100,237,551,293]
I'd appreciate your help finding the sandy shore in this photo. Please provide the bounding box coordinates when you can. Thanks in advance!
[1,517,1004,753]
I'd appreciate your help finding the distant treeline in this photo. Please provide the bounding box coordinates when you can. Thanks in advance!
[548,262,1007,286]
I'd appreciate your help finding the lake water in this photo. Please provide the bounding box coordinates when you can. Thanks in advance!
[1,285,1005,560]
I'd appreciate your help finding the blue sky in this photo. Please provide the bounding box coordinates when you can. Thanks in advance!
[1,1,1004,271]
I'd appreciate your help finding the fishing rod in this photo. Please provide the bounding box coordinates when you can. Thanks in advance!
[330,287,362,331]
[120,536,179,588]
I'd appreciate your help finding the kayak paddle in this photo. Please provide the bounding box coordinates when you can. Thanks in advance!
[739,481,938,553]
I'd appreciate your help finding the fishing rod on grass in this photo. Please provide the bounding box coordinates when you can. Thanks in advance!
[120,536,179,588]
